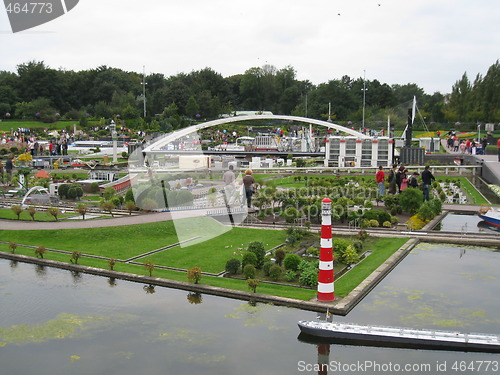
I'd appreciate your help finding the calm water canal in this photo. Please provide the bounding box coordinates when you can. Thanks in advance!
[1,242,499,375]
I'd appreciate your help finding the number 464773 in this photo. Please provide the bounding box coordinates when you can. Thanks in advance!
[5,2,53,14]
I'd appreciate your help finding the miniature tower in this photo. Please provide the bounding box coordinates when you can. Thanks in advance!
[317,198,334,301]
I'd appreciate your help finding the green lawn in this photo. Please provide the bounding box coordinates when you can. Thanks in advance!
[142,226,286,273]
[334,237,409,297]
[0,208,76,221]
[0,120,77,131]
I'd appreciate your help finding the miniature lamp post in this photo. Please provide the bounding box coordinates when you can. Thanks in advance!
[110,120,117,163]
[317,198,334,301]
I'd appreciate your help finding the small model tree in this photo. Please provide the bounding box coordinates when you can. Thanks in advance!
[35,245,46,259]
[187,267,202,284]
[143,261,155,276]
[9,241,17,253]
[76,203,88,220]
[11,205,22,220]
[47,207,61,221]
[27,206,36,220]
[125,200,137,215]
[246,279,259,293]
[70,251,82,264]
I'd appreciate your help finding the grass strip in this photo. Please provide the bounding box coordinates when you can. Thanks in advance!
[334,237,409,298]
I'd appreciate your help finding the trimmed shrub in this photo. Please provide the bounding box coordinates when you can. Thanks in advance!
[274,249,286,266]
[247,241,266,269]
[225,258,241,275]
[242,252,258,268]
[283,253,301,271]
[243,264,256,279]
[269,265,283,281]
[383,221,392,228]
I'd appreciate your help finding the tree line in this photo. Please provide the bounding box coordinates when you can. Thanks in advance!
[0,60,498,130]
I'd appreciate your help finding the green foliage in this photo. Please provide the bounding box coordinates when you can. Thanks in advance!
[399,187,424,214]
[281,206,301,223]
[89,182,100,194]
[67,183,83,200]
[274,249,286,266]
[243,264,256,279]
[46,206,61,221]
[363,208,391,224]
[70,251,81,264]
[9,241,17,253]
[333,238,351,261]
[246,278,259,293]
[144,261,155,277]
[383,220,392,228]
[241,251,258,268]
[11,205,22,220]
[102,187,116,201]
[262,261,273,276]
[124,188,135,203]
[343,245,360,265]
[269,265,283,281]
[35,245,46,258]
[285,270,297,282]
[283,253,301,271]
[57,183,70,199]
[306,246,319,257]
[247,241,266,268]
[369,219,380,227]
[299,262,318,287]
[187,266,202,283]
[225,258,241,275]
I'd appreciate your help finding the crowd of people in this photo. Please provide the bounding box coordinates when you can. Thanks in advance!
[376,164,435,201]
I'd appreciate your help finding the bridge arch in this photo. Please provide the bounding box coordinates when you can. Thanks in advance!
[142,115,368,154]
[21,186,50,207]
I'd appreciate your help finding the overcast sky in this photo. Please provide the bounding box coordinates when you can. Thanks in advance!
[1,0,498,94]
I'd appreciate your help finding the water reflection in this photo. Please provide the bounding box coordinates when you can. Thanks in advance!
[186,292,203,305]
[108,277,117,287]
[143,284,155,294]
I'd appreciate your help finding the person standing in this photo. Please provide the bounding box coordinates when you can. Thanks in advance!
[375,166,385,198]
[387,165,397,195]
[497,137,500,162]
[400,169,409,192]
[409,172,419,188]
[421,165,435,201]
[242,169,255,209]
[223,165,236,205]
[5,155,13,185]
[0,157,4,184]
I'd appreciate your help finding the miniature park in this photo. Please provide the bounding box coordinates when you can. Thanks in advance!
[1,111,499,308]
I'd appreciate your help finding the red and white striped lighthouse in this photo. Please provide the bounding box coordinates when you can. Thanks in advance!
[317,198,334,301]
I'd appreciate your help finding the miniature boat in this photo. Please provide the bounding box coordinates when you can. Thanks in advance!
[298,320,500,353]
[478,205,500,227]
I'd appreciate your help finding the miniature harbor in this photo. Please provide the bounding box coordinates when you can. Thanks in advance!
[298,320,500,353]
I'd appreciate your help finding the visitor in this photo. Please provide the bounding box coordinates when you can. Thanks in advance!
[387,165,397,195]
[481,136,488,155]
[242,169,255,209]
[396,165,405,193]
[223,165,236,205]
[375,165,385,198]
[497,137,500,162]
[5,155,13,185]
[0,157,3,184]
[409,172,419,188]
[400,169,409,192]
[421,165,435,201]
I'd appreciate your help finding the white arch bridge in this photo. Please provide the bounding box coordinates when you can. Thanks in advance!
[140,115,392,168]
